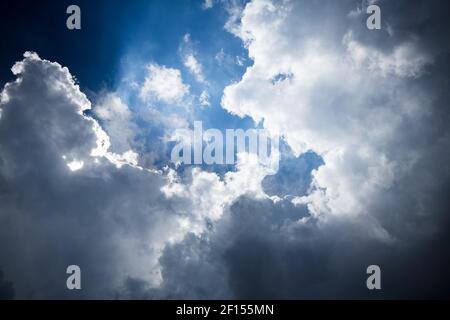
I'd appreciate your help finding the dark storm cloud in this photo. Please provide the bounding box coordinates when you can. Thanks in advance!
[153,192,450,299]
[344,0,450,242]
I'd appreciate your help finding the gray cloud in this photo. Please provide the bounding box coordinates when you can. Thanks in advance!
[0,52,195,299]
[152,191,450,299]
[1,0,449,300]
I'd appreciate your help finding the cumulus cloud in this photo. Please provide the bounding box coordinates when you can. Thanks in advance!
[221,0,450,229]
[151,191,450,299]
[1,0,450,300]
[0,52,281,298]
[162,153,271,223]
[0,52,208,298]
[140,63,189,104]
[93,93,139,154]
[136,0,450,299]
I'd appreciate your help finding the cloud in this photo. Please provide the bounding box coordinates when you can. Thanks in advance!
[162,153,272,224]
[181,33,207,84]
[0,52,208,298]
[94,93,139,154]
[1,0,450,300]
[222,0,247,36]
[202,0,215,10]
[184,54,206,83]
[112,0,444,299]
[140,63,189,104]
[221,0,450,230]
[262,150,323,198]
[0,52,281,298]
[151,191,450,299]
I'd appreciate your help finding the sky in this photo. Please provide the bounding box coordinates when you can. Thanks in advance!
[0,0,449,299]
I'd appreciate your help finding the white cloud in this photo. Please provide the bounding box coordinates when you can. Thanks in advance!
[1,0,449,299]
[140,63,189,104]
[202,0,215,10]
[181,33,207,84]
[221,0,439,232]
[223,0,247,36]
[184,54,205,83]
[235,55,245,66]
[0,51,281,298]
[94,93,138,154]
[162,153,271,226]
[66,159,84,171]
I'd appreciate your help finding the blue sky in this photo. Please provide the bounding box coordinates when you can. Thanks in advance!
[1,0,252,125]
